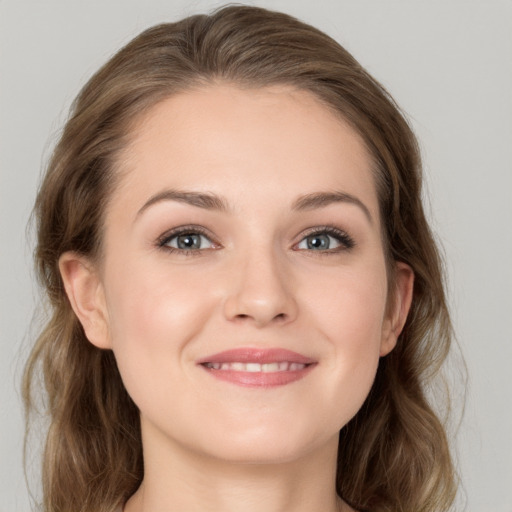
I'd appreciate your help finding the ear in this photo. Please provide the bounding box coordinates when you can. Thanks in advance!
[59,252,112,349]
[380,261,414,357]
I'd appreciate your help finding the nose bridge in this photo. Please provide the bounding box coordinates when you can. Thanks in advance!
[223,241,297,326]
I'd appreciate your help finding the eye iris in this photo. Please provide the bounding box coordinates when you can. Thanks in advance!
[177,234,201,249]
[307,234,330,250]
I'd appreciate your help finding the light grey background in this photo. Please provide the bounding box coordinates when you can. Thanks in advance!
[1,1,511,511]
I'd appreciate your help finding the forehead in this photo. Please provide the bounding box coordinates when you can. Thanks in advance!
[112,84,379,218]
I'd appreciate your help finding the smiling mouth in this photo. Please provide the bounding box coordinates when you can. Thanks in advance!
[198,348,316,387]
[202,361,308,372]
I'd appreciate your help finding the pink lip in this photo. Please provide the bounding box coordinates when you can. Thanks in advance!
[197,348,315,365]
[197,348,317,388]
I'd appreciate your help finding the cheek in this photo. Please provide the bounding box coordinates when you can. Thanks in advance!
[103,260,215,400]
[302,263,388,420]
[306,261,388,347]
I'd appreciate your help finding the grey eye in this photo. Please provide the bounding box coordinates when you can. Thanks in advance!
[166,233,213,250]
[297,233,341,251]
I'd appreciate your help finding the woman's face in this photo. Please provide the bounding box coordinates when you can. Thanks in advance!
[63,84,411,464]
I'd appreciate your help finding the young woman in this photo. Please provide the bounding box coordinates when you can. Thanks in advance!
[24,5,457,512]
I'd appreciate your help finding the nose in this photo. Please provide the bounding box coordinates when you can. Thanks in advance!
[222,248,298,328]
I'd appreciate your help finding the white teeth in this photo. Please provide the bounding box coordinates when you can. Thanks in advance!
[262,362,279,373]
[204,362,307,372]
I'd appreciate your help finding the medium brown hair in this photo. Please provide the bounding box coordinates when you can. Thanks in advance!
[24,5,457,512]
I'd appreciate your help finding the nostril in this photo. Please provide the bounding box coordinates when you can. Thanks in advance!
[224,291,298,326]
[233,312,287,323]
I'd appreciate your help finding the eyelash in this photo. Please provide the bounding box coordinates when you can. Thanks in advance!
[157,225,218,256]
[296,226,356,253]
[156,225,355,255]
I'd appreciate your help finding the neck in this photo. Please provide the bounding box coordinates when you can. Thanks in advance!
[124,422,349,512]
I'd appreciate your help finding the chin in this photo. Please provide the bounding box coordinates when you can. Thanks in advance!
[189,417,339,466]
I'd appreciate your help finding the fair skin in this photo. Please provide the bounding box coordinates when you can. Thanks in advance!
[59,84,413,512]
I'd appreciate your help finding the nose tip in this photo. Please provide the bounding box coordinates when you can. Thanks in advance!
[224,297,295,328]
[222,256,297,327]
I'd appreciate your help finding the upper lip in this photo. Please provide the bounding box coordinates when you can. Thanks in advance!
[196,348,316,365]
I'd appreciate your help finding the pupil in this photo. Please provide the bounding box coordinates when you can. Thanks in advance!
[308,234,329,250]
[177,234,200,249]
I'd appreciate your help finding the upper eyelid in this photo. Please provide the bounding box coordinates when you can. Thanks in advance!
[296,225,353,240]
[157,225,217,247]
[298,225,346,235]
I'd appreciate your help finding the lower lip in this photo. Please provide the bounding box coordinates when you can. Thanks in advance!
[199,364,316,388]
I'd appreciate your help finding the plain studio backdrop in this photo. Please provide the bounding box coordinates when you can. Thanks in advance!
[1,1,511,511]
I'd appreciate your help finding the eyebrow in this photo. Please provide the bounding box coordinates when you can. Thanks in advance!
[136,189,230,217]
[136,188,372,223]
[292,191,373,223]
